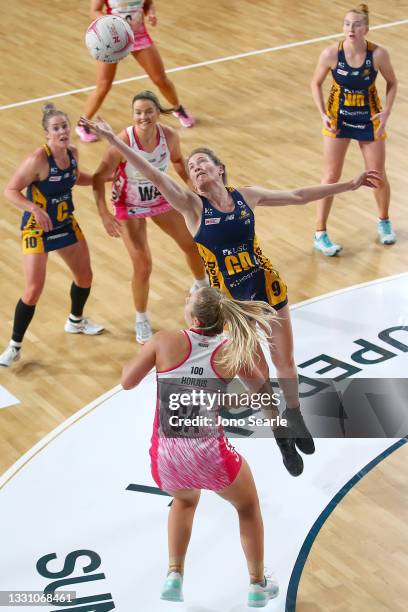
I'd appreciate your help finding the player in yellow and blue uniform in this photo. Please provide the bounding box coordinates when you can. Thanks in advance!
[311,4,398,256]
[323,40,382,141]
[195,188,287,310]
[77,116,381,474]
[21,143,84,254]
[0,104,104,368]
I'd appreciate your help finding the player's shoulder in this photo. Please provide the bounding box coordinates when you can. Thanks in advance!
[26,146,49,169]
[370,42,388,57]
[153,329,185,344]
[321,43,339,62]
[160,123,178,144]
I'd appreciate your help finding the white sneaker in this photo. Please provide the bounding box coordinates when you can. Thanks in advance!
[248,573,279,608]
[0,344,21,367]
[313,231,342,256]
[64,317,104,335]
[135,320,153,344]
[160,571,183,602]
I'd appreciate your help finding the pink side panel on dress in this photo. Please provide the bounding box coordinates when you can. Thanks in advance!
[149,400,162,490]
[153,436,242,492]
[132,25,153,51]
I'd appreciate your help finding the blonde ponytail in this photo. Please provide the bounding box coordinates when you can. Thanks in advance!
[191,288,277,374]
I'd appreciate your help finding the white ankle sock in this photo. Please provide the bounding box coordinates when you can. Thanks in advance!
[10,340,22,349]
[315,231,327,238]
[136,312,149,323]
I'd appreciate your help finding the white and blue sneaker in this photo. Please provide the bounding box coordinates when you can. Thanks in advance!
[377,219,396,245]
[160,571,184,602]
[313,231,342,257]
[248,573,279,608]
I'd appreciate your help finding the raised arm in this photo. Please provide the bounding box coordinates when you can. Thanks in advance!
[240,171,381,208]
[80,117,202,233]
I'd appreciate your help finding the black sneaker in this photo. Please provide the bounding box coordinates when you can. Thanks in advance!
[273,426,303,477]
[283,407,315,455]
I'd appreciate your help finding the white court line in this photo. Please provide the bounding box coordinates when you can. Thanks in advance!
[1,18,407,112]
[0,272,406,488]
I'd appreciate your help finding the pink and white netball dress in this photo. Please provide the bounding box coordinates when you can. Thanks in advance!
[112,125,172,219]
[105,0,153,50]
[150,329,242,492]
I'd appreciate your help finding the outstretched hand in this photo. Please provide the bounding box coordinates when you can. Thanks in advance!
[350,170,383,191]
[79,116,115,141]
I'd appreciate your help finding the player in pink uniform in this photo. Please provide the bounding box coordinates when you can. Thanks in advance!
[92,91,207,343]
[122,287,280,607]
[76,0,194,142]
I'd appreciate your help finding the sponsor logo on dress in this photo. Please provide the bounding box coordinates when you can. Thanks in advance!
[47,232,69,240]
[63,172,70,178]
[204,207,213,215]
[351,70,360,76]
[51,194,70,204]
[225,214,235,221]
[337,69,349,76]
[338,61,345,68]
[339,109,367,117]
[128,206,150,215]
[50,167,59,174]
[341,121,366,129]
[205,218,221,225]
[49,176,62,182]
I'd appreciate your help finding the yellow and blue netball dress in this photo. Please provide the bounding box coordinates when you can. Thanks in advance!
[194,188,287,309]
[21,145,84,254]
[323,41,384,141]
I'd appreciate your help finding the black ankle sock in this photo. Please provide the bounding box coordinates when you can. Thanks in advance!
[70,283,91,318]
[12,299,36,343]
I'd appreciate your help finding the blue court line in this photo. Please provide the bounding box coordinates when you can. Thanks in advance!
[285,436,408,611]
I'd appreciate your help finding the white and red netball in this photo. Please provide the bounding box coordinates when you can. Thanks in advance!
[85,15,134,63]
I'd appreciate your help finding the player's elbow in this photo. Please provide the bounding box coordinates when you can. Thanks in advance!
[292,190,308,205]
[121,374,137,390]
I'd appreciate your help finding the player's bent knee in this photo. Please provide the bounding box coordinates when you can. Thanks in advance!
[132,260,152,282]
[322,171,342,184]
[76,269,93,287]
[23,288,42,305]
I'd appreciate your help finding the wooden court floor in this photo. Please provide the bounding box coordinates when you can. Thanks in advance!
[0,1,407,609]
